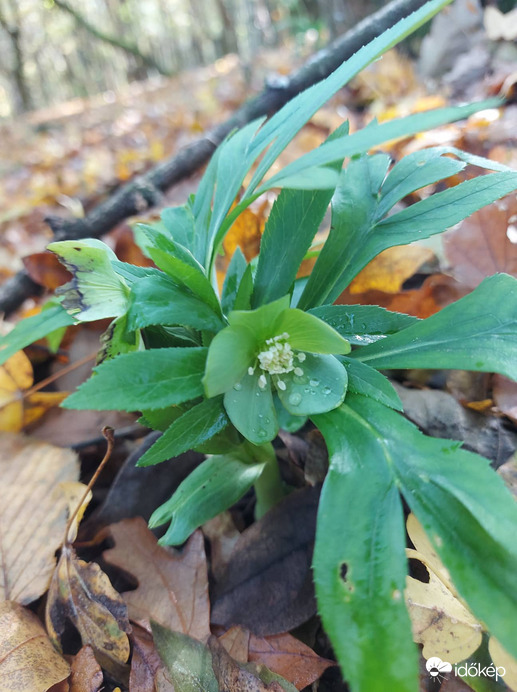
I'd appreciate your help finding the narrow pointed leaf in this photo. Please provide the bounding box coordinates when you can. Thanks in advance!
[150,452,266,545]
[353,274,517,380]
[0,305,75,366]
[344,394,517,659]
[63,347,207,411]
[341,357,403,410]
[309,304,418,344]
[137,397,229,467]
[312,404,417,692]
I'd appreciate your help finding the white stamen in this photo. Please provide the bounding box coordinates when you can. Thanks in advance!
[248,366,255,376]
[277,379,286,391]
[297,352,306,362]
[294,367,304,377]
[258,374,267,389]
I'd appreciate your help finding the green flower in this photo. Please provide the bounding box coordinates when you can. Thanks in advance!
[203,296,351,444]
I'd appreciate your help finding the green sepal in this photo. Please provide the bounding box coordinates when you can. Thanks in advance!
[223,371,278,444]
[49,239,130,321]
[277,353,347,416]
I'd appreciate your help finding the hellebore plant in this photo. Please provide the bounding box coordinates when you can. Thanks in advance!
[3,2,517,690]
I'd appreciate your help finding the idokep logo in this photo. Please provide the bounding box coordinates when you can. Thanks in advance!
[426,657,452,682]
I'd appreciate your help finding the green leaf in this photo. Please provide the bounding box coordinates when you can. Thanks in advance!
[126,273,224,333]
[298,154,390,309]
[274,308,351,354]
[341,357,402,411]
[63,347,207,411]
[233,262,254,311]
[345,394,517,659]
[160,204,197,253]
[223,371,278,444]
[221,247,247,314]
[152,625,218,692]
[375,171,517,247]
[207,1,460,267]
[309,304,418,344]
[374,147,466,220]
[312,404,417,692]
[150,449,266,545]
[265,98,501,193]
[139,406,184,431]
[203,324,257,397]
[97,313,142,363]
[49,239,130,321]
[353,274,517,380]
[260,165,340,191]
[252,121,349,309]
[137,397,228,466]
[246,0,455,196]
[0,304,75,366]
[277,353,347,416]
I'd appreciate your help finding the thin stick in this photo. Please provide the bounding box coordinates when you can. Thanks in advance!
[23,349,97,399]
[64,426,115,545]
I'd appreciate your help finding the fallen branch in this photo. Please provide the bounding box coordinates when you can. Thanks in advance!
[0,0,427,316]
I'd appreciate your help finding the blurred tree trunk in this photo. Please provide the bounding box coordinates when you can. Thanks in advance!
[0,0,31,112]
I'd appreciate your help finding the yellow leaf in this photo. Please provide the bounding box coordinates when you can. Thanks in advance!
[46,544,131,676]
[223,207,263,262]
[0,350,67,432]
[0,601,70,690]
[488,638,517,691]
[407,513,454,593]
[405,566,483,664]
[349,245,434,295]
[0,434,79,604]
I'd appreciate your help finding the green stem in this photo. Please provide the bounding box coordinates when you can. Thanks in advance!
[244,441,285,519]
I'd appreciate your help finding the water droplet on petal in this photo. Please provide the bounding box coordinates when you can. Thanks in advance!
[233,382,242,391]
[288,393,302,406]
[322,386,331,395]
[258,429,267,438]
[309,379,320,387]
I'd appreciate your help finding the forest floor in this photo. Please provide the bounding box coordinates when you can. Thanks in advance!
[1,25,517,692]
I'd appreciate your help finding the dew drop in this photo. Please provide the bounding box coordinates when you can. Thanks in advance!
[233,382,242,391]
[258,414,263,419]
[322,386,331,395]
[288,393,302,406]
[304,387,310,393]
[255,391,261,397]
[309,379,320,387]
[258,429,267,438]
[264,417,270,424]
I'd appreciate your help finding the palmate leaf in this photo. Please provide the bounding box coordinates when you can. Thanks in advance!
[313,395,517,691]
[353,273,517,380]
[205,0,458,268]
[298,156,517,309]
[63,347,207,411]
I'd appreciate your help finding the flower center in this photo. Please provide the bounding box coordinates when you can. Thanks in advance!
[257,332,294,375]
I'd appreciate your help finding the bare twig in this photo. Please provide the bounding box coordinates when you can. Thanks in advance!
[0,0,428,316]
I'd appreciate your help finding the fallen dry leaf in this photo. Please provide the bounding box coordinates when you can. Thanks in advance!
[488,638,517,692]
[129,624,175,692]
[209,635,286,692]
[103,517,210,640]
[0,600,70,691]
[498,455,517,499]
[219,625,335,690]
[249,633,336,690]
[0,433,78,603]
[406,516,483,664]
[348,245,434,295]
[69,646,103,692]
[0,350,68,432]
[46,543,131,675]
[211,487,319,636]
[493,374,517,424]
[443,196,517,289]
[23,251,73,290]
